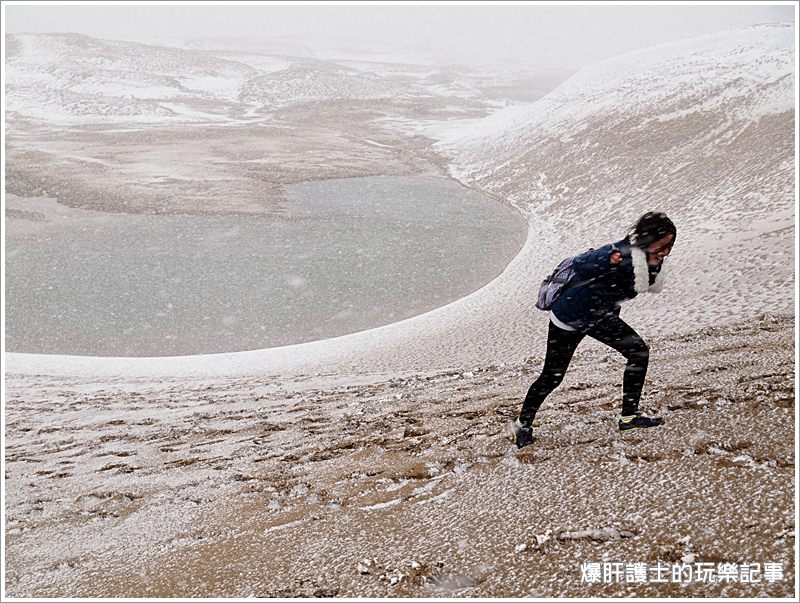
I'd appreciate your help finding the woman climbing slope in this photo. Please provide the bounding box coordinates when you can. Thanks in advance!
[509,212,677,449]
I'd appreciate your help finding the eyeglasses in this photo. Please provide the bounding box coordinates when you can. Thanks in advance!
[649,243,673,257]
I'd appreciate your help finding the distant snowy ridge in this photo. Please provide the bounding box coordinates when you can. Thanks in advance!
[5,33,256,122]
[238,63,408,109]
[4,33,413,124]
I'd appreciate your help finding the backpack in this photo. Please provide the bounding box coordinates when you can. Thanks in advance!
[534,248,597,311]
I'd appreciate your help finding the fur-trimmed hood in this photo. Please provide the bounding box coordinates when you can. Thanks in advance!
[631,245,667,294]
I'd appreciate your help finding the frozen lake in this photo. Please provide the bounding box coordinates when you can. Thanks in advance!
[5,175,527,357]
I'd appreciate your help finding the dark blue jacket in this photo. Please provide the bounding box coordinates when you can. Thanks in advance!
[550,237,663,332]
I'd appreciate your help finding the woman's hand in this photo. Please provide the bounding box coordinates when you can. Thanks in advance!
[610,251,623,265]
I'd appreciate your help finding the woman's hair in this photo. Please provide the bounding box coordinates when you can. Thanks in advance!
[628,212,677,248]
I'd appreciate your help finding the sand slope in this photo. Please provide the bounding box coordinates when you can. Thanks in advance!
[4,314,794,597]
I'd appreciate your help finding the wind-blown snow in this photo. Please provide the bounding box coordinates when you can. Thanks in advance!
[4,24,795,599]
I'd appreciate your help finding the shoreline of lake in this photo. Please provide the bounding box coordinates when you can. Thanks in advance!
[5,174,528,357]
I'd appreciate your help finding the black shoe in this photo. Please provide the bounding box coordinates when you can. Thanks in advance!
[618,414,664,431]
[507,418,534,449]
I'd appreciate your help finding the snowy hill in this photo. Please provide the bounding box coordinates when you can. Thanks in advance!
[5,33,259,122]
[4,33,416,123]
[437,24,794,215]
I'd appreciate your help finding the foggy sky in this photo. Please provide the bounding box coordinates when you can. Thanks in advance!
[4,2,796,69]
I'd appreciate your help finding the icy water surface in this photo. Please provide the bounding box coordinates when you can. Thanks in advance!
[6,175,527,356]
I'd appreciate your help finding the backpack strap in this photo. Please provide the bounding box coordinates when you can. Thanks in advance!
[564,243,620,291]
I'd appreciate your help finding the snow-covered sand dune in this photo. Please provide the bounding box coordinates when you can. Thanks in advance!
[7,24,795,380]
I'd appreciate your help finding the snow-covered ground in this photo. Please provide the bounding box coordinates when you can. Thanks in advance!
[4,24,796,597]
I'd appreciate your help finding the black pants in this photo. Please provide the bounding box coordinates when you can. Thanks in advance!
[519,316,649,425]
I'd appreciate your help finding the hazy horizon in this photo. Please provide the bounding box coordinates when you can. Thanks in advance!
[4,3,795,69]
